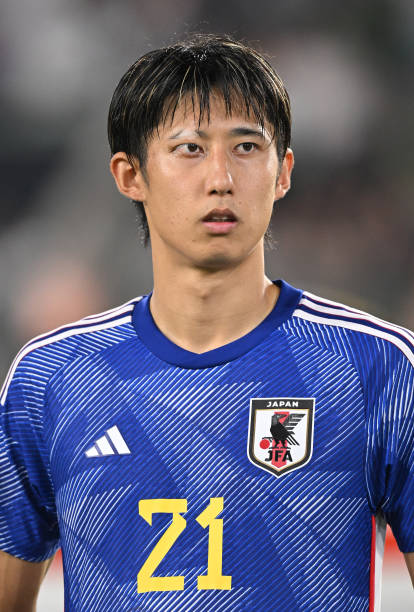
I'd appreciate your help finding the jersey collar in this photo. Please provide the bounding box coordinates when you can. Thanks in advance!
[132,279,302,369]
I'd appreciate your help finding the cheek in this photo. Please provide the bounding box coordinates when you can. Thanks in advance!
[245,175,277,217]
[148,191,191,236]
[244,160,277,195]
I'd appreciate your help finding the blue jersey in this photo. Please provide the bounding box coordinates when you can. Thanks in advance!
[1,280,413,611]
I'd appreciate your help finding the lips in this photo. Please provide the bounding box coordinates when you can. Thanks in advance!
[202,208,238,235]
[202,208,238,223]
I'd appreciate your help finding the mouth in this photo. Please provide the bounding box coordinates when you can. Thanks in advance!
[202,208,238,234]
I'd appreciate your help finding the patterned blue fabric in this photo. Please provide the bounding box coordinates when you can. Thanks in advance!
[1,280,413,611]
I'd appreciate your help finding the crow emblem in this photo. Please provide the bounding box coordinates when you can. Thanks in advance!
[270,412,305,446]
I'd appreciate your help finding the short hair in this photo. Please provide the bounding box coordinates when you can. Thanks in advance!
[108,34,292,245]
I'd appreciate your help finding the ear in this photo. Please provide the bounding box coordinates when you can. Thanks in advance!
[275,148,294,201]
[109,152,148,201]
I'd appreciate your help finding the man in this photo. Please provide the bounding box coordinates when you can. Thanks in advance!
[0,34,413,611]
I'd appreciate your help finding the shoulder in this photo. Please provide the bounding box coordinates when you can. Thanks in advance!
[290,289,414,369]
[0,297,142,405]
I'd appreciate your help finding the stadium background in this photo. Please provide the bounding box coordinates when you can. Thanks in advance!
[1,0,412,609]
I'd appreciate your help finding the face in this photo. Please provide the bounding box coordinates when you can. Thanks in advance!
[114,96,294,271]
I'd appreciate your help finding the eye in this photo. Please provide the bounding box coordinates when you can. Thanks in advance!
[235,142,258,154]
[186,143,199,153]
[175,143,202,155]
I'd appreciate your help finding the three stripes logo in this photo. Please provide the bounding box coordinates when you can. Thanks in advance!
[85,425,131,457]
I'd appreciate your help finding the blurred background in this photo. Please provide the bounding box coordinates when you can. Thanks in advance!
[1,0,412,609]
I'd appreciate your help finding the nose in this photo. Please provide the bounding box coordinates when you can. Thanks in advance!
[204,147,234,196]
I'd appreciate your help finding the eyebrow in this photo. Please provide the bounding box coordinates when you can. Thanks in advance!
[168,127,268,140]
[230,127,267,139]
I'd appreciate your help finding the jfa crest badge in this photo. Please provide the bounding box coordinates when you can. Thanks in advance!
[248,398,315,477]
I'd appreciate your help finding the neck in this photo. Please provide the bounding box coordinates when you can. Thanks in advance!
[149,245,279,353]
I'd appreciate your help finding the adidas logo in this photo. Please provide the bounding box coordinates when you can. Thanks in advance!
[85,425,131,457]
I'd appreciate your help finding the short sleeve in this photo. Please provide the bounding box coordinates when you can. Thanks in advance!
[0,363,59,561]
[366,346,414,553]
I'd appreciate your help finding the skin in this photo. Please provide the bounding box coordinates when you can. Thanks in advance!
[0,550,54,611]
[1,95,412,606]
[407,554,414,587]
[111,95,294,353]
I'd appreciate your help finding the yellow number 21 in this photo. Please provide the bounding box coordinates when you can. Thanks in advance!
[137,497,232,593]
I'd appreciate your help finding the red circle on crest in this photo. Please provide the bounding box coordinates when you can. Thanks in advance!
[260,439,270,449]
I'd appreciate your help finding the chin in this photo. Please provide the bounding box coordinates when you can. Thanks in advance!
[194,249,247,271]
